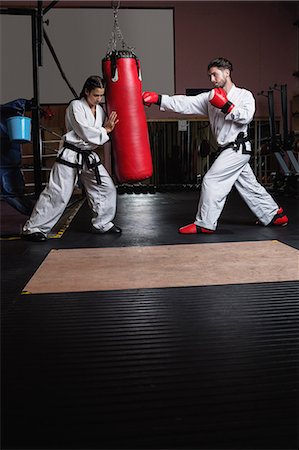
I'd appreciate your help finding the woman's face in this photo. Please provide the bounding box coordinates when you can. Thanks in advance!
[85,87,105,107]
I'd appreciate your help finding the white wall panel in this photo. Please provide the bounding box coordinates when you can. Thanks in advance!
[0,8,174,104]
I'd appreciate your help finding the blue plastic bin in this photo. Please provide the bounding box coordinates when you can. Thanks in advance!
[6,116,31,143]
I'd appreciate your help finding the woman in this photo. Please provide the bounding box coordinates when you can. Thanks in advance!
[22,76,121,242]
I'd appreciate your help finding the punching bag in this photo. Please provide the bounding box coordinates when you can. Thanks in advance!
[102,50,153,183]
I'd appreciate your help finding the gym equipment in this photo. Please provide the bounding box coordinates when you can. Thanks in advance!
[102,51,153,183]
[142,92,160,106]
[102,2,153,183]
[271,207,288,226]
[267,88,291,176]
[209,88,234,113]
[275,84,299,175]
[178,223,214,234]
[258,85,299,195]
[0,99,34,215]
[6,116,31,143]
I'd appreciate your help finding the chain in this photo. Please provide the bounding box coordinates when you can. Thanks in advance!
[107,1,135,54]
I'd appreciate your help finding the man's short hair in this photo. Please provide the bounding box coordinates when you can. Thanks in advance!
[207,57,233,73]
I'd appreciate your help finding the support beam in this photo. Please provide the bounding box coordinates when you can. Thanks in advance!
[37,1,43,66]
[43,1,59,15]
[1,6,44,196]
[31,9,43,196]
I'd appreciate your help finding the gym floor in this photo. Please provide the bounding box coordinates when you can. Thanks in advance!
[2,188,299,450]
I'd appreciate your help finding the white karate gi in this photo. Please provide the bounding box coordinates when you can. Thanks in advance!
[23,98,117,236]
[161,84,278,229]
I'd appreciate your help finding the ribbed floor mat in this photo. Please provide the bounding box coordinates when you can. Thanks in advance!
[3,281,298,449]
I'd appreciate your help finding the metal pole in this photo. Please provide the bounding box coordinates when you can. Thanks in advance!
[268,90,277,152]
[37,1,43,66]
[280,84,289,150]
[31,9,43,196]
[43,0,59,15]
[268,90,291,176]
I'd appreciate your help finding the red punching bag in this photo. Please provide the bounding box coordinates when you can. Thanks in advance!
[102,50,153,183]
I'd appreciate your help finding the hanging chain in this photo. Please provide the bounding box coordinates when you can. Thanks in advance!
[107,1,135,54]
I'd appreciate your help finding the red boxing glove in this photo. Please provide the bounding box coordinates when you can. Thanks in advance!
[142,91,160,107]
[209,87,234,114]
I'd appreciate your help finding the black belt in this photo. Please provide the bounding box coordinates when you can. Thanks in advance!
[57,141,102,185]
[218,132,251,154]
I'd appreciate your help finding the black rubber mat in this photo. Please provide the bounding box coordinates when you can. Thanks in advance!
[2,191,299,449]
[60,189,299,250]
[3,281,298,449]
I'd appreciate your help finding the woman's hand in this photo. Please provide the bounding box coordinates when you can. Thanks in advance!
[104,111,119,133]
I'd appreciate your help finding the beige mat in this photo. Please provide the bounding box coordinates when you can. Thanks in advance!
[23,240,299,294]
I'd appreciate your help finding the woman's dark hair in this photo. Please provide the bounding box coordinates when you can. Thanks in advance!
[79,75,106,98]
[207,57,233,73]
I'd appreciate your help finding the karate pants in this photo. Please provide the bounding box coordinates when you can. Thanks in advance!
[195,148,278,231]
[23,161,117,236]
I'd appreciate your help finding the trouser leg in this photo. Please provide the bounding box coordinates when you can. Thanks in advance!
[80,164,117,232]
[23,163,76,235]
[234,163,278,225]
[195,150,251,230]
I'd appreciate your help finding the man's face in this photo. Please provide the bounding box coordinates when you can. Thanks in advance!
[208,66,230,88]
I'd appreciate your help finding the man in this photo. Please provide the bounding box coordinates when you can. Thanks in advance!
[142,57,288,233]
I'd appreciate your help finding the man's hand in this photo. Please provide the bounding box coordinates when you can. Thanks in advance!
[104,111,119,133]
[142,92,160,107]
[209,87,234,114]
